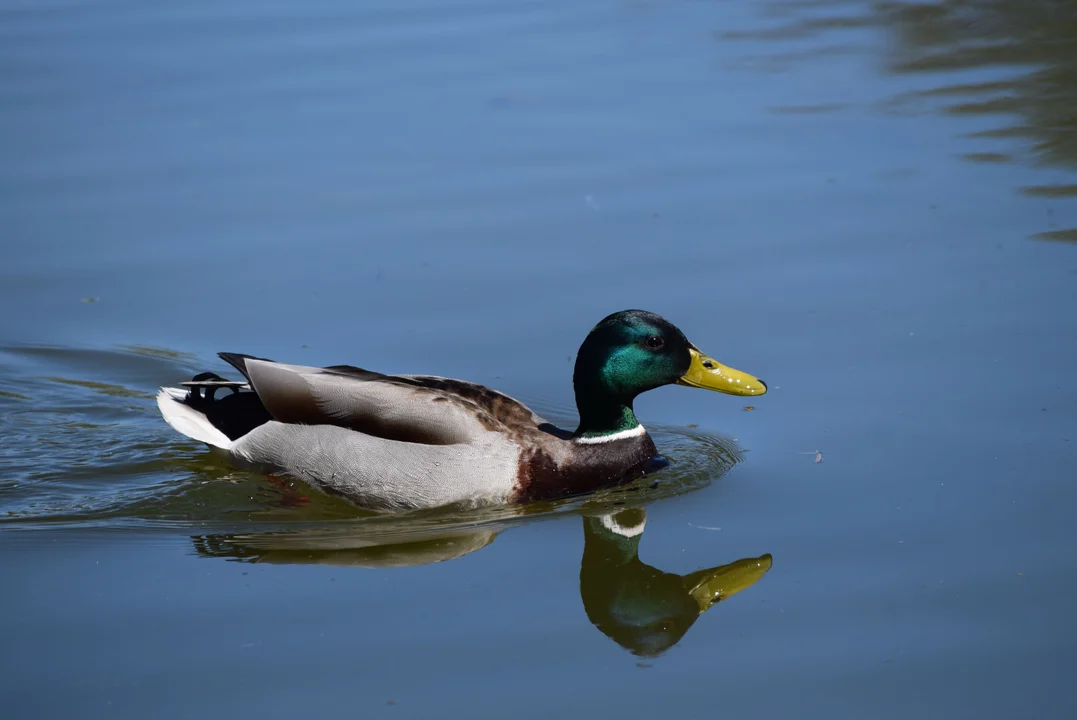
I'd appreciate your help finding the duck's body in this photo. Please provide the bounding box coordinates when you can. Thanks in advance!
[157,310,766,511]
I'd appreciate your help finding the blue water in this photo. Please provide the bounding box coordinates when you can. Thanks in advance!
[2,1,1076,717]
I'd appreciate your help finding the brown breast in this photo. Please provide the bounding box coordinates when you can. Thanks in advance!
[512,432,659,504]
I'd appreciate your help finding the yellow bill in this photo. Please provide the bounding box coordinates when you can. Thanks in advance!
[683,553,773,613]
[677,347,768,396]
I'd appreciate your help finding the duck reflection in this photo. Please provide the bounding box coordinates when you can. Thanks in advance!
[191,524,499,568]
[580,508,771,656]
[192,507,771,656]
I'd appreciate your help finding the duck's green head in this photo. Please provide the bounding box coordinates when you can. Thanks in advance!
[573,310,766,438]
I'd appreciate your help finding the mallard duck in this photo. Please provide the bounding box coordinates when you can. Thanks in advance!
[157,310,766,511]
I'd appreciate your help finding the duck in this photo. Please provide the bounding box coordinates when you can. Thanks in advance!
[156,310,766,511]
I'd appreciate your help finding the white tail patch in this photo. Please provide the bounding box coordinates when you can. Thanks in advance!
[156,388,234,450]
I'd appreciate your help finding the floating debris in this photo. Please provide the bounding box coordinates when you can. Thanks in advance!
[688,523,722,531]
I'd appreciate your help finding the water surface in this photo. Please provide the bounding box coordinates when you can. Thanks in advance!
[2,0,1076,718]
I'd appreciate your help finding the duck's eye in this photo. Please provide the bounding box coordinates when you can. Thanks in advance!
[646,336,665,350]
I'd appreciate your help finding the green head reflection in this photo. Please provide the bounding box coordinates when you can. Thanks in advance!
[580,508,772,656]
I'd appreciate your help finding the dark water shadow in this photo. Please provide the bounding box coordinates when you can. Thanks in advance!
[881,0,1077,242]
[192,507,772,657]
[723,0,1077,242]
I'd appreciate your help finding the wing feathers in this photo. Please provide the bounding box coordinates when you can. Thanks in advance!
[218,352,272,382]
[241,359,490,445]
[243,359,327,425]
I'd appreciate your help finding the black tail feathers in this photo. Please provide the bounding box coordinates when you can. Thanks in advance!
[183,370,272,441]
